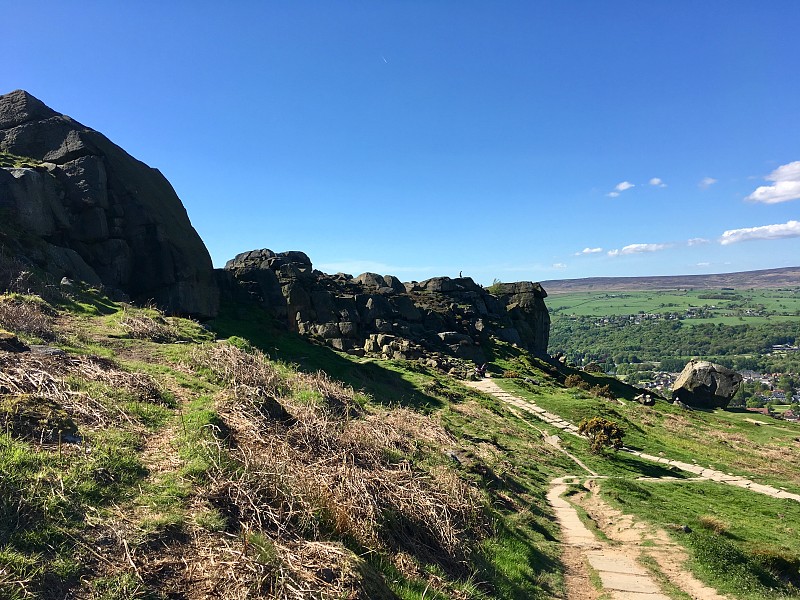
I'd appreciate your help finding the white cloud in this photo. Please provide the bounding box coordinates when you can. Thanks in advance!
[574,247,603,256]
[719,220,800,245]
[649,177,667,187]
[696,262,711,267]
[552,262,567,270]
[606,181,634,198]
[699,177,717,189]
[607,243,670,257]
[745,160,800,204]
[687,237,710,246]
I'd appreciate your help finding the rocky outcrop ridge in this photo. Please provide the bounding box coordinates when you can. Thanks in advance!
[671,360,743,409]
[221,248,550,369]
[0,90,218,317]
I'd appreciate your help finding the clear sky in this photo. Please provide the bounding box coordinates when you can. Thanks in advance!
[5,1,800,284]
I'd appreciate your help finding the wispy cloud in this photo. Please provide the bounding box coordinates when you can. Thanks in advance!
[745,161,800,204]
[649,177,667,188]
[719,220,800,245]
[606,180,634,198]
[699,177,717,189]
[687,237,710,246]
[574,247,603,256]
[696,262,711,267]
[607,243,670,257]
[552,262,567,270]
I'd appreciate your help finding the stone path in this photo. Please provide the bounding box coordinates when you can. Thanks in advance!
[464,376,799,599]
[466,378,800,503]
[548,477,671,600]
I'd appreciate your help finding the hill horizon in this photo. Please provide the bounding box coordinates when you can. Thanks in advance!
[540,265,800,293]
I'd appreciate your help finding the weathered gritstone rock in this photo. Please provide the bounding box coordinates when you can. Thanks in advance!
[220,249,550,369]
[671,360,742,409]
[0,90,218,317]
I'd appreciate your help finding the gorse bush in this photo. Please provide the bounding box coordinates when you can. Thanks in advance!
[578,417,625,454]
[590,384,614,399]
[564,373,588,389]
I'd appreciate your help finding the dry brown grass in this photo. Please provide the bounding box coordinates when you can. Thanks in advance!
[189,342,287,396]
[119,527,396,600]
[0,249,34,294]
[698,514,729,535]
[184,342,490,594]
[119,310,180,343]
[0,294,56,340]
[0,351,165,438]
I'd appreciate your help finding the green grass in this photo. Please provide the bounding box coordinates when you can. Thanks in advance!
[547,288,800,320]
[495,377,800,493]
[6,282,798,598]
[600,479,800,599]
[0,426,148,596]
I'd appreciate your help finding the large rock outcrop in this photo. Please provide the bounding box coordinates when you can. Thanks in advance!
[671,360,743,409]
[220,248,550,369]
[0,90,218,317]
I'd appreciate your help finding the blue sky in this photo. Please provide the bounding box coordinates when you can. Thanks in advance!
[5,1,800,284]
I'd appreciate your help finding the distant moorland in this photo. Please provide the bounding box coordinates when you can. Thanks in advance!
[541,266,800,293]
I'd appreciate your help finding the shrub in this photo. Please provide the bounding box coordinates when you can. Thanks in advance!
[578,417,624,454]
[564,374,589,390]
[590,384,614,399]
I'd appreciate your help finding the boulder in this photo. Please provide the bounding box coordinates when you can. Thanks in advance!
[222,247,551,368]
[0,90,218,317]
[353,272,387,288]
[671,360,743,409]
[0,330,29,353]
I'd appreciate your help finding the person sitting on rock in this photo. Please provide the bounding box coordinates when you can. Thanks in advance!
[475,363,487,378]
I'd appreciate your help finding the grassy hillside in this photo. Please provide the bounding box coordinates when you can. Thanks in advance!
[1,282,799,599]
[0,287,578,599]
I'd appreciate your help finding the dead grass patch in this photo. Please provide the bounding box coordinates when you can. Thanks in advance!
[0,294,56,340]
[0,351,166,437]
[185,342,490,590]
[119,310,180,343]
[698,514,729,535]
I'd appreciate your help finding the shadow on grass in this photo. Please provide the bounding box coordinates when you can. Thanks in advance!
[474,520,561,600]
[611,451,689,479]
[208,300,443,410]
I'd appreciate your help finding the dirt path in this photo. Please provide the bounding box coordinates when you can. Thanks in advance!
[577,480,729,600]
[548,477,674,600]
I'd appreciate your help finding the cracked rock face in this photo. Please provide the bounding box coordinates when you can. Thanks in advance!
[671,360,743,409]
[221,248,550,366]
[0,90,218,318]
